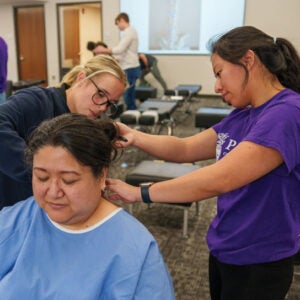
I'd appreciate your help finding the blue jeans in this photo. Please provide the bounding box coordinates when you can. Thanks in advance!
[124,66,141,110]
[0,92,6,104]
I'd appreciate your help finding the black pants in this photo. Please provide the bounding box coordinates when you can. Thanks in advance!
[209,253,294,300]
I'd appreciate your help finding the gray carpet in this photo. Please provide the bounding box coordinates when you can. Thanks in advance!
[108,96,300,300]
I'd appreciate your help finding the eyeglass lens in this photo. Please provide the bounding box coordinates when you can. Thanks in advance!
[89,78,118,116]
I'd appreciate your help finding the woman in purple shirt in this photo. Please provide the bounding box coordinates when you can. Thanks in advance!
[107,26,300,300]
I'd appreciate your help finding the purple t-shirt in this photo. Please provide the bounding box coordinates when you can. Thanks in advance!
[209,89,300,265]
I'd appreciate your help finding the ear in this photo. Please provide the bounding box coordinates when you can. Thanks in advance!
[76,71,87,84]
[241,50,255,69]
[100,167,108,191]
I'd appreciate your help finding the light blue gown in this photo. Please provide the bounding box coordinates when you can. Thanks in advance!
[0,197,175,299]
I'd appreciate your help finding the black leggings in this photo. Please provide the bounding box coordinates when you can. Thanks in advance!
[209,253,294,300]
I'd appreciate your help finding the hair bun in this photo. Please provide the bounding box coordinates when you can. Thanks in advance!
[97,119,118,141]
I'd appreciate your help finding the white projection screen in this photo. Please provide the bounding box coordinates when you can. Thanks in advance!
[120,0,245,55]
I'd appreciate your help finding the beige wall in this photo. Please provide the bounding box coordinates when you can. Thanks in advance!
[0,0,299,94]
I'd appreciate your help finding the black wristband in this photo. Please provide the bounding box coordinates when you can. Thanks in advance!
[140,183,154,203]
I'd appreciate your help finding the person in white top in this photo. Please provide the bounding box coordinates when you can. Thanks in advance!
[95,13,141,110]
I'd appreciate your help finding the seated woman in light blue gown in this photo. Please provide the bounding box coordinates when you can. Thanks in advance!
[0,113,174,300]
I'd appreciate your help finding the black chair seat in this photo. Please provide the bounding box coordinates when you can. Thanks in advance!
[195,107,232,128]
[125,160,200,237]
[136,86,157,102]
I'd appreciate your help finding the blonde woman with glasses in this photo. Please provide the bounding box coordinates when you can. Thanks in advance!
[0,54,127,209]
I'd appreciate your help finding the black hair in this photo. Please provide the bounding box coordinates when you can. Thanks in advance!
[87,41,108,51]
[87,41,96,51]
[25,114,119,178]
[208,26,300,93]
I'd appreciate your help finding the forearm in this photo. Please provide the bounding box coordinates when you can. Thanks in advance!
[93,46,112,55]
[107,164,223,204]
[148,168,220,203]
[131,127,216,162]
[101,48,112,55]
[117,122,216,162]
[132,130,190,162]
[111,34,132,55]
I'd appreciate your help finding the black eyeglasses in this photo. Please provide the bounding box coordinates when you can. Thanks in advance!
[88,78,119,116]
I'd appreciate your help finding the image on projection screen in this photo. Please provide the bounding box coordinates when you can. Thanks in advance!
[120,0,245,55]
[149,0,201,52]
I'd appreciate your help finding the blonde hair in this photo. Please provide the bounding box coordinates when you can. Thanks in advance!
[57,54,127,88]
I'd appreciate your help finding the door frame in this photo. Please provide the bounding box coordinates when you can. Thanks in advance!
[56,1,103,80]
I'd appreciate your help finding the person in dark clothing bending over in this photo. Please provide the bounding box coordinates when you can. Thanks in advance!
[138,53,168,91]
